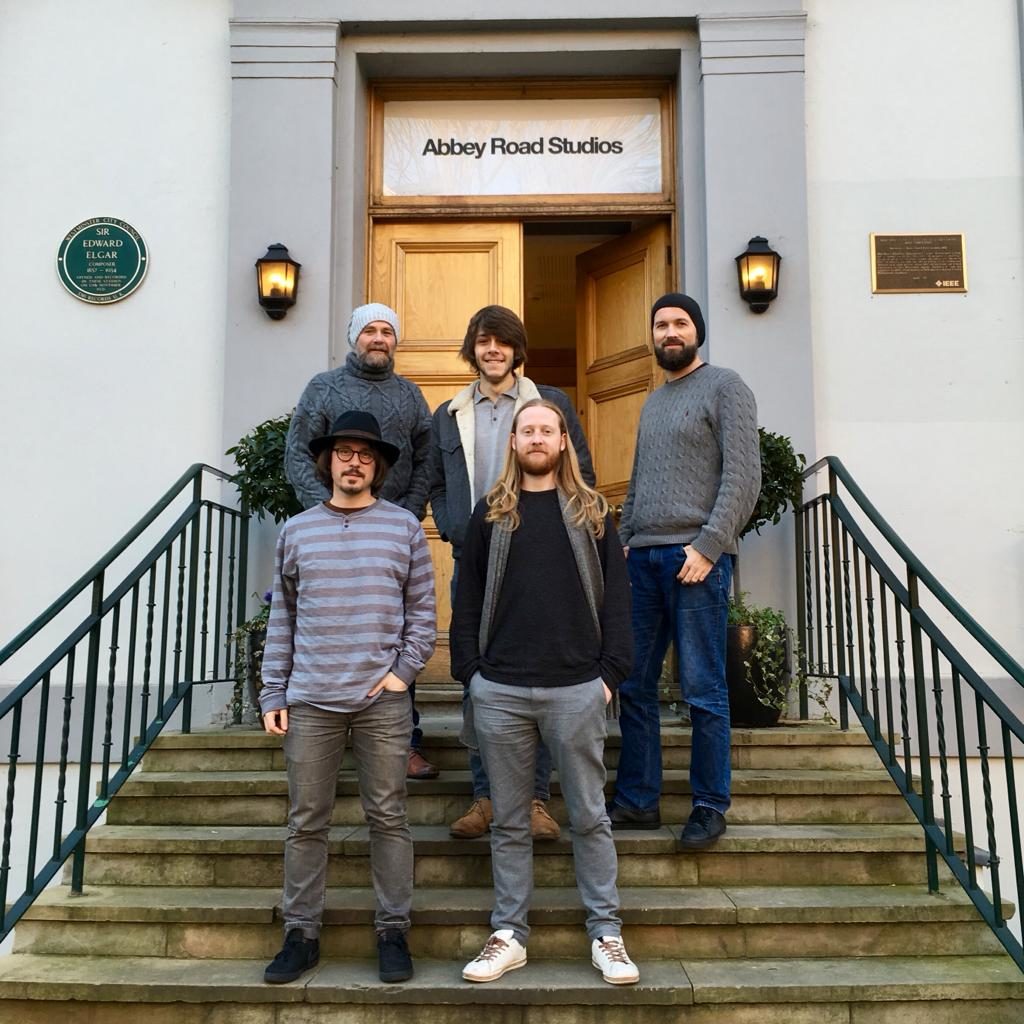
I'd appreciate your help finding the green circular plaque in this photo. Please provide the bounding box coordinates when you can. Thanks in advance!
[56,217,148,304]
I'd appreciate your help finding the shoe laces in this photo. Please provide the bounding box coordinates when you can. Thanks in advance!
[473,934,510,963]
[691,806,714,827]
[379,929,408,950]
[597,937,631,964]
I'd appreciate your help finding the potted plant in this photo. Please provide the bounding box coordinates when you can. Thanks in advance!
[726,428,808,725]
[226,590,271,724]
[224,413,300,724]
[225,412,303,523]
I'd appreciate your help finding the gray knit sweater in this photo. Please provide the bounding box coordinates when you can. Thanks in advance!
[619,363,761,563]
[285,352,433,518]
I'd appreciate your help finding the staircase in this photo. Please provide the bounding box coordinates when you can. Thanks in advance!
[2,713,1022,1022]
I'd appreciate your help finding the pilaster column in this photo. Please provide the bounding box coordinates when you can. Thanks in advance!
[223,20,340,451]
[697,13,814,453]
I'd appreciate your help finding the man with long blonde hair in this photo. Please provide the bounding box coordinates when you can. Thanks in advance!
[450,399,637,985]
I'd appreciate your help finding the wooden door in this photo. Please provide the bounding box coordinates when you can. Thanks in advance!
[369,220,523,644]
[576,222,671,510]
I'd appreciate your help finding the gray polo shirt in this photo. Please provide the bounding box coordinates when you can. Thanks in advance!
[473,378,519,503]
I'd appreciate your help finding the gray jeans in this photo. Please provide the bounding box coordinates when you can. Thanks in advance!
[471,673,622,946]
[282,695,413,937]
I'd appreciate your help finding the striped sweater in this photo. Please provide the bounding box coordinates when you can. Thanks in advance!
[258,500,436,715]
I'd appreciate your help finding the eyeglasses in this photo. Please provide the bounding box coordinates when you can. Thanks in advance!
[332,446,375,464]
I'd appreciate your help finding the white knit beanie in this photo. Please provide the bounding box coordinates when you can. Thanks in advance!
[347,303,400,348]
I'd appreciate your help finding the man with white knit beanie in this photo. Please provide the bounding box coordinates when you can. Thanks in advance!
[285,302,438,780]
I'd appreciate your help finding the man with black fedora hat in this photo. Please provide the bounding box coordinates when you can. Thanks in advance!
[284,302,438,781]
[261,409,436,985]
[608,293,760,849]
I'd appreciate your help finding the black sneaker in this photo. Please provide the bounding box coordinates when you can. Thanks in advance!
[679,806,727,849]
[264,928,319,984]
[607,801,661,830]
[378,928,414,983]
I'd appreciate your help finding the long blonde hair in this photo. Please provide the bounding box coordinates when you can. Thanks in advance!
[485,399,608,537]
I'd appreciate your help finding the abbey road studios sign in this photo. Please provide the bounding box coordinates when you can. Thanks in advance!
[870,233,967,294]
[383,97,663,197]
[57,217,149,304]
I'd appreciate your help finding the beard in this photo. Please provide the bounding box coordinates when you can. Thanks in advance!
[336,471,370,495]
[354,347,395,372]
[654,340,698,372]
[516,448,561,477]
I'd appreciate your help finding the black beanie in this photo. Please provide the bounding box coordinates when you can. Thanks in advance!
[650,292,706,347]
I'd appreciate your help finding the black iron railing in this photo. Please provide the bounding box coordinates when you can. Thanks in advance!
[796,456,1024,970]
[0,465,249,941]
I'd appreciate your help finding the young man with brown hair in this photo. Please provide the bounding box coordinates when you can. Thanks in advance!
[430,305,595,841]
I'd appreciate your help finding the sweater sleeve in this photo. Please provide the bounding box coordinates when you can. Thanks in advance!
[397,385,433,521]
[596,514,634,690]
[391,520,438,684]
[449,504,489,683]
[258,528,297,714]
[285,381,331,510]
[617,442,640,546]
[562,399,596,487]
[691,379,762,564]
[427,407,451,541]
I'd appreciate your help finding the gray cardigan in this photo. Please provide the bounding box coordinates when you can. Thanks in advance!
[428,376,596,559]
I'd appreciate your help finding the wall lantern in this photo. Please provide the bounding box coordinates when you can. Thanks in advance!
[255,243,301,320]
[735,236,781,313]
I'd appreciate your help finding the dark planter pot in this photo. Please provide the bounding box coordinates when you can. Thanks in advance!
[726,624,784,728]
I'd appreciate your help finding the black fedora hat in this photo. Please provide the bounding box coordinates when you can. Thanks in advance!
[309,410,401,466]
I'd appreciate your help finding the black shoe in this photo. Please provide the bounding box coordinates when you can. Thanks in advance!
[378,928,414,983]
[607,801,661,830]
[264,928,319,984]
[679,806,727,849]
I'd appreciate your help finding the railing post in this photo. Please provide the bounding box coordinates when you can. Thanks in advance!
[181,473,203,734]
[908,570,939,891]
[794,501,809,719]
[71,574,104,894]
[828,467,849,729]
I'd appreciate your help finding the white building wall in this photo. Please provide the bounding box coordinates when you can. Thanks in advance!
[0,1,232,674]
[804,0,1024,668]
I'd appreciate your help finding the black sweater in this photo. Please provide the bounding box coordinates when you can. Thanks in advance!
[450,489,633,690]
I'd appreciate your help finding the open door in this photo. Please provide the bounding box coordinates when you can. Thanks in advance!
[576,221,671,510]
[369,220,523,646]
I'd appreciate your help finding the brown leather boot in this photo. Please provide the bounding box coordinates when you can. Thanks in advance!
[449,798,493,838]
[530,799,561,841]
[407,748,439,780]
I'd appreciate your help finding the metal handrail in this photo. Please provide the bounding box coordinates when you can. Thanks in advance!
[0,464,250,942]
[796,455,1024,971]
[0,463,234,669]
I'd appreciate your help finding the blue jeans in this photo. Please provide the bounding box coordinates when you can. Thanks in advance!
[451,558,552,801]
[613,545,733,816]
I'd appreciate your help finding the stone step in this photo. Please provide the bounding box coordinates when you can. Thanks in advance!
[16,884,1007,961]
[0,953,1021,1024]
[107,768,914,827]
[70,823,948,889]
[141,721,882,773]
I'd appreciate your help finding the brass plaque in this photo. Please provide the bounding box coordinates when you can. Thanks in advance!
[870,233,967,294]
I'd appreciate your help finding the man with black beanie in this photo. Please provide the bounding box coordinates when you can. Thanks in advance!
[608,292,761,849]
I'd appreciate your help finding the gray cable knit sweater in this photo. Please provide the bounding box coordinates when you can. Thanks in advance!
[619,363,761,563]
[285,352,433,519]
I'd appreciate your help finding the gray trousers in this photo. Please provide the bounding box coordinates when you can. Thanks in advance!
[282,695,413,938]
[471,673,622,946]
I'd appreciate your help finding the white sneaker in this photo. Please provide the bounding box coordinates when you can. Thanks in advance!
[591,936,639,985]
[462,930,527,982]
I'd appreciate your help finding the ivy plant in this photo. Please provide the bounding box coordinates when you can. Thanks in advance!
[226,412,303,523]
